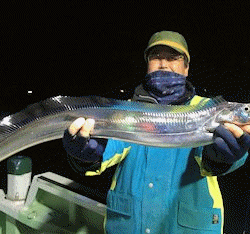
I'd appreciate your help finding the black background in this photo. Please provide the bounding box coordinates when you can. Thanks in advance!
[1,1,250,233]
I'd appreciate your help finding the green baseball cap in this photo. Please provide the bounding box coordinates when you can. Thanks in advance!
[144,31,190,62]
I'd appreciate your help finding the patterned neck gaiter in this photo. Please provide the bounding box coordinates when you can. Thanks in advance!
[144,70,187,104]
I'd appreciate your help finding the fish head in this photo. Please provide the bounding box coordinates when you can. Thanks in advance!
[219,103,250,125]
[232,104,250,125]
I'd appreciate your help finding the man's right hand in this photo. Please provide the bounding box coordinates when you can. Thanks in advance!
[63,117,106,163]
[68,117,95,138]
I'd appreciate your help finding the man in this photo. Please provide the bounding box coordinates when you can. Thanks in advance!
[63,31,250,233]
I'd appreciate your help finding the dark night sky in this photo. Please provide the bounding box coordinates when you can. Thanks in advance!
[1,1,250,232]
[2,1,250,113]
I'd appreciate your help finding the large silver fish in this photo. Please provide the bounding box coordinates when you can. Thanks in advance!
[1,95,250,162]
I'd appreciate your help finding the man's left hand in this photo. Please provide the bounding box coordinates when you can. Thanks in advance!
[224,122,250,138]
[211,123,250,164]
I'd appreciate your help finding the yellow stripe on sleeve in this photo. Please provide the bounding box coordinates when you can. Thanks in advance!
[189,95,210,106]
[85,146,131,176]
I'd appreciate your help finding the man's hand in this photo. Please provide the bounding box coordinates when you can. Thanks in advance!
[202,123,250,175]
[224,123,250,138]
[68,117,95,138]
[213,123,250,163]
[62,118,106,162]
[203,123,250,165]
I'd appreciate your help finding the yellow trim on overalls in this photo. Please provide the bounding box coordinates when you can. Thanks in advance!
[191,95,214,176]
[207,176,224,234]
[85,146,131,176]
[194,156,213,177]
[192,95,224,234]
[195,157,224,233]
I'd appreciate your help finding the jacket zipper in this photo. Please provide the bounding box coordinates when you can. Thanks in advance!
[138,95,159,104]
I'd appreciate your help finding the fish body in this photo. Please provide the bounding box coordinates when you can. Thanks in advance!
[0,95,250,162]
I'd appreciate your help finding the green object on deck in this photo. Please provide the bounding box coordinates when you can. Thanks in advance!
[7,156,32,175]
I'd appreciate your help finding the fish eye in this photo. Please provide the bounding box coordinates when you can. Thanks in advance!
[245,107,249,112]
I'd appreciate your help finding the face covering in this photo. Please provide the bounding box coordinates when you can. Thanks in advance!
[144,70,187,104]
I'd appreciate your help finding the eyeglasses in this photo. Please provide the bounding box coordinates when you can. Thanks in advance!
[148,53,184,62]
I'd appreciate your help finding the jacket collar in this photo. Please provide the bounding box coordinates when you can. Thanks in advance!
[132,80,195,105]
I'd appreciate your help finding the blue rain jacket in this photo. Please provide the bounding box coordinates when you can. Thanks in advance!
[85,95,248,234]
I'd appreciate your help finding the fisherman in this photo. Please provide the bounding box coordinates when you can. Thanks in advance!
[63,31,250,233]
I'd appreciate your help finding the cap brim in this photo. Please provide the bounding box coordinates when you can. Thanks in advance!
[144,40,190,62]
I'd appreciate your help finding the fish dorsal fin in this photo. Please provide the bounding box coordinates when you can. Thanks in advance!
[0,96,99,140]
[99,95,227,115]
[174,96,227,114]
